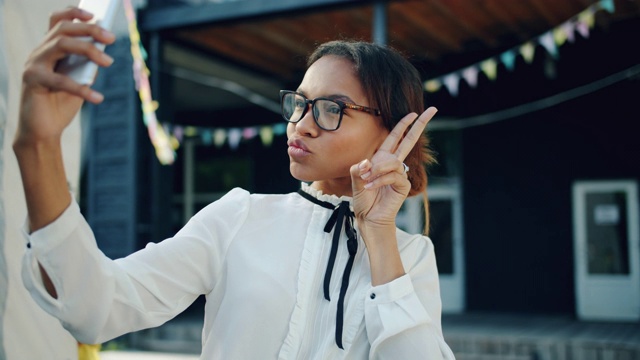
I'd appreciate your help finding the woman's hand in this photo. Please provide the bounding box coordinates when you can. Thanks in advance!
[15,7,115,147]
[350,107,437,245]
[350,107,436,285]
[13,7,115,235]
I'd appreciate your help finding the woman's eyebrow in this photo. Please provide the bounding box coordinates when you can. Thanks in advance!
[321,93,355,103]
[295,89,355,103]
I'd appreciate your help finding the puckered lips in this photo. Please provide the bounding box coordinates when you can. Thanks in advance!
[287,138,311,158]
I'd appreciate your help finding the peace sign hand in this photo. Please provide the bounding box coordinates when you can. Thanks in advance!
[350,107,437,244]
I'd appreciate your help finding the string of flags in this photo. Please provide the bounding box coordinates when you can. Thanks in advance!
[167,122,288,150]
[123,0,176,165]
[125,0,615,163]
[423,0,616,96]
[123,0,287,163]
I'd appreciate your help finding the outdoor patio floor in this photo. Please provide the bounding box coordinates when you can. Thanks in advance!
[106,312,640,360]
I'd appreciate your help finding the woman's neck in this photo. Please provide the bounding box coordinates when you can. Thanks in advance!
[310,178,353,198]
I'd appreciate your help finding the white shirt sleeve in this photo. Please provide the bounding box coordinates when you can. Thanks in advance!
[21,188,251,344]
[363,236,455,360]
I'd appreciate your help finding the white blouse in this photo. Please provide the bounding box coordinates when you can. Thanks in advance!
[22,183,454,359]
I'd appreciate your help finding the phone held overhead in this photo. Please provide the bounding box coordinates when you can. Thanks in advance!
[54,0,120,85]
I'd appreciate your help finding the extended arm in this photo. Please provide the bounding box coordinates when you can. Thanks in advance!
[13,8,114,296]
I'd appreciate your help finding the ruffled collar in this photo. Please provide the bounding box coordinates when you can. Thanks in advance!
[300,182,353,207]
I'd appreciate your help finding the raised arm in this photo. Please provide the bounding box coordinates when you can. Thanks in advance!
[13,7,114,230]
[350,108,454,359]
[350,107,437,285]
[13,7,115,295]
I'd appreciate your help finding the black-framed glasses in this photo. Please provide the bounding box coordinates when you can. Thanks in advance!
[279,90,381,131]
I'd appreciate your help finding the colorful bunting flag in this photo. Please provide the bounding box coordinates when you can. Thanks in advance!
[443,73,460,96]
[553,26,568,47]
[424,79,442,92]
[520,42,536,64]
[228,128,242,150]
[462,66,480,88]
[600,0,615,13]
[213,129,226,148]
[273,123,287,135]
[480,59,498,80]
[500,50,517,71]
[124,0,615,153]
[423,0,614,95]
[123,0,176,164]
[539,31,558,59]
[260,126,274,147]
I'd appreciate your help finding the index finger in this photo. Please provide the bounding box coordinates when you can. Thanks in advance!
[378,107,438,160]
[377,112,419,154]
[49,7,93,30]
[394,107,437,160]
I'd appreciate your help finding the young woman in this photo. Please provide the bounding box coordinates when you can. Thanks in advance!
[14,7,454,359]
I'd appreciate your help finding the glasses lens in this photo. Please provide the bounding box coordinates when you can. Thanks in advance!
[314,100,342,130]
[282,92,306,122]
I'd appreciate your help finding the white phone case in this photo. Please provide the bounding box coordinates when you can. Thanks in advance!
[55,0,120,85]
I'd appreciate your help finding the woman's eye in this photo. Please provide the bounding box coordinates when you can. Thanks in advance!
[326,105,341,115]
[295,99,305,108]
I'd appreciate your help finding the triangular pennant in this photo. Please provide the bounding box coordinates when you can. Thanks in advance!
[242,127,258,140]
[260,126,274,147]
[480,59,498,80]
[153,124,175,165]
[273,123,287,135]
[561,21,576,43]
[462,66,480,88]
[576,21,590,39]
[173,126,184,143]
[213,129,226,148]
[600,0,615,13]
[553,26,568,46]
[184,126,198,137]
[500,50,517,71]
[539,31,558,59]
[201,129,212,146]
[443,73,460,96]
[169,135,180,150]
[424,79,442,93]
[520,42,536,63]
[578,8,595,29]
[228,128,242,150]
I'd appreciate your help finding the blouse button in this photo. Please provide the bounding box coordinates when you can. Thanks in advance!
[370,293,376,300]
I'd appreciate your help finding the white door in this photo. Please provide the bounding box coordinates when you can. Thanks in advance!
[397,180,465,313]
[572,180,640,321]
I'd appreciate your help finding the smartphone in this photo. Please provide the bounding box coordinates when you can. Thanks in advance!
[54,0,120,85]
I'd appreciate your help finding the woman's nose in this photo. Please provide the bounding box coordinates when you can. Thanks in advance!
[295,104,319,136]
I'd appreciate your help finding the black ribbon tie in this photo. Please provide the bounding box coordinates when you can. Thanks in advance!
[297,189,358,349]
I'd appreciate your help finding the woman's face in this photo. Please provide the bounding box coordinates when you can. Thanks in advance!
[286,55,389,195]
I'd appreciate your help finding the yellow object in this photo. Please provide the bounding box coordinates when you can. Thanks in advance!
[78,343,101,360]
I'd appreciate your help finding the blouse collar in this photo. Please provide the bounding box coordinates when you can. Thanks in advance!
[300,182,353,207]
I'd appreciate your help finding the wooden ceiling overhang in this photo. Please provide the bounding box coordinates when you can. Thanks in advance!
[139,0,640,85]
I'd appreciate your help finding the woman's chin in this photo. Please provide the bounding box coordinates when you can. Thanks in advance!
[289,167,315,183]
[290,173,314,182]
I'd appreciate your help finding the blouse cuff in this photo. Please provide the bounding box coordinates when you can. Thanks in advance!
[364,274,432,351]
[366,274,414,304]
[22,196,80,253]
[21,197,83,311]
